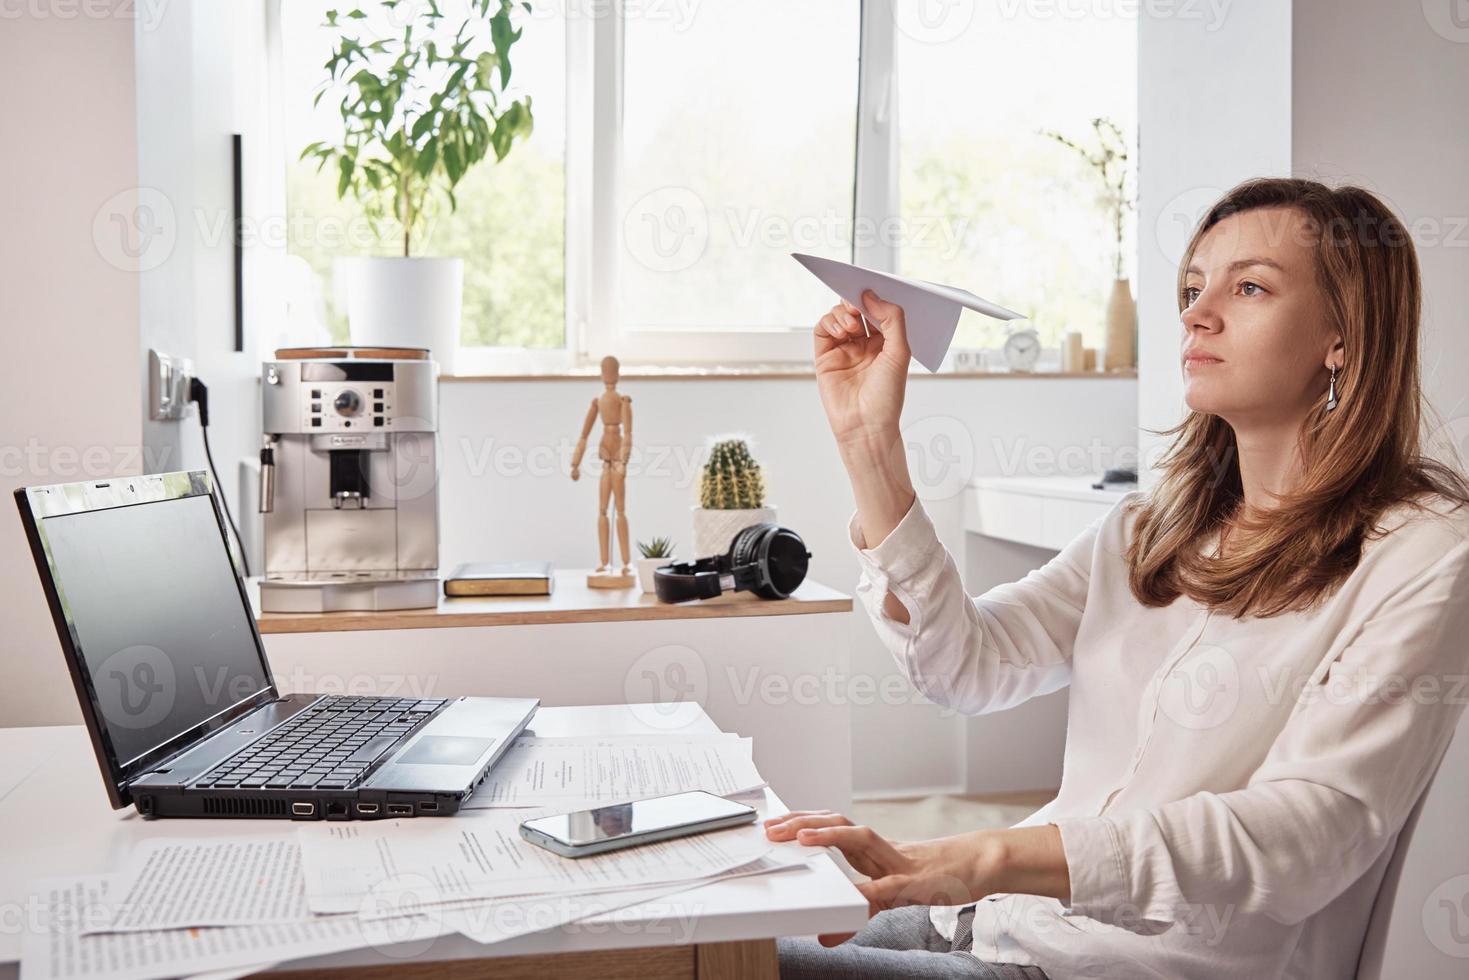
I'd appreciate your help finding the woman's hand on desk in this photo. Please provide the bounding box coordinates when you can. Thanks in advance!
[765,811,1071,946]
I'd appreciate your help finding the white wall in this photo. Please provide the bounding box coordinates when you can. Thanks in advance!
[1289,2,1469,975]
[1136,4,1293,483]
[437,375,1136,795]
[136,0,280,562]
[0,8,143,727]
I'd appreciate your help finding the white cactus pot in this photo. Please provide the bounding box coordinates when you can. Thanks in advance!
[691,506,777,559]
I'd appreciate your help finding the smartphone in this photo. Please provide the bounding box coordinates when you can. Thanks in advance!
[519,790,758,858]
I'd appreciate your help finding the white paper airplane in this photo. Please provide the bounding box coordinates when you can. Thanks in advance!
[792,252,1025,372]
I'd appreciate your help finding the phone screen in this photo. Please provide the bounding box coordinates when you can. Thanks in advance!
[523,791,754,846]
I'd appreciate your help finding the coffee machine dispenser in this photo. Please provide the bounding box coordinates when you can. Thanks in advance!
[258,348,440,612]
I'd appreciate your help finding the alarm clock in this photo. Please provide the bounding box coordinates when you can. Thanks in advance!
[1002,327,1042,372]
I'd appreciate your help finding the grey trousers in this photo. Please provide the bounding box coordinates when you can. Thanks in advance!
[778,905,1050,979]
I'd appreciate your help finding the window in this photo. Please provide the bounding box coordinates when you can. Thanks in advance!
[618,1,859,333]
[279,0,567,350]
[892,1,1137,350]
[275,1,1136,368]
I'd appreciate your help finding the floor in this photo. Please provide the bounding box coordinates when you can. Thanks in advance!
[850,790,1057,841]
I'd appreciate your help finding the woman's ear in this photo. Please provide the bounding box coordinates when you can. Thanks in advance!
[1325,335,1345,372]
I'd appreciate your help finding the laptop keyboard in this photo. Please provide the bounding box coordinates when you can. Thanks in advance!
[193,696,448,791]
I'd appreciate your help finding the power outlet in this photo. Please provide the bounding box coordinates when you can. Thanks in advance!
[148,349,194,421]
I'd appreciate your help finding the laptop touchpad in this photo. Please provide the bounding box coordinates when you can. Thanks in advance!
[399,736,494,766]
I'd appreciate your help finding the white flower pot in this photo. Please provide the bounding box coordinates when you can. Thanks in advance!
[636,556,671,594]
[691,506,777,558]
[338,256,463,374]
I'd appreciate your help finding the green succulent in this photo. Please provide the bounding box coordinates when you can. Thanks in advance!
[637,537,676,559]
[699,439,767,510]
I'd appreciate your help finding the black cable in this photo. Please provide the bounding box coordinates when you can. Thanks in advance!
[190,378,252,577]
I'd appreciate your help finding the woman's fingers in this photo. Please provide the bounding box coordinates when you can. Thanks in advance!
[816,304,866,341]
[860,290,911,360]
[764,811,851,841]
[794,824,909,875]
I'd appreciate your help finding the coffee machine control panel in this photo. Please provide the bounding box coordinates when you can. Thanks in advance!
[303,380,397,432]
[262,359,437,436]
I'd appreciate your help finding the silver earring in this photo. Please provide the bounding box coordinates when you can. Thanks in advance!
[1326,366,1339,412]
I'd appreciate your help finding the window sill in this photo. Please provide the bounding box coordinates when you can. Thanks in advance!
[442,367,1137,382]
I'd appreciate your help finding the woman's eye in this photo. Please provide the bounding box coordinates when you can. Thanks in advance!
[1240,281,1264,296]
[1183,286,1201,304]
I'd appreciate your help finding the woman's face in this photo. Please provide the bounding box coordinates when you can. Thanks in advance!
[1179,206,1342,430]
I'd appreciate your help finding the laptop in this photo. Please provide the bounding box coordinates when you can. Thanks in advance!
[14,470,538,820]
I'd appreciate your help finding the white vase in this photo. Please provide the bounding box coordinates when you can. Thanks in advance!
[636,556,670,594]
[338,256,463,374]
[691,506,778,558]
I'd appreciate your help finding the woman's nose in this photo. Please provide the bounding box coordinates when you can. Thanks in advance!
[1182,290,1224,334]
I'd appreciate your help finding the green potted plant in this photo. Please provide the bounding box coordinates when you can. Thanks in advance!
[302,0,535,372]
[635,536,676,594]
[692,438,776,558]
[1041,117,1135,370]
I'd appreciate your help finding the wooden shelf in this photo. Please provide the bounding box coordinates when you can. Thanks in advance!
[442,369,1137,382]
[253,570,852,634]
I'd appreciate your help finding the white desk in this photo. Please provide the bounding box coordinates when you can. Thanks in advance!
[963,475,1129,551]
[0,705,868,980]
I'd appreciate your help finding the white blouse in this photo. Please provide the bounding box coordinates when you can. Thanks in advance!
[849,491,1469,980]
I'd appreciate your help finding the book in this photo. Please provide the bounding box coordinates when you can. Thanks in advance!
[444,561,555,597]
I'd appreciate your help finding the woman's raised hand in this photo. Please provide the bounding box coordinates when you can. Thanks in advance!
[813,290,912,453]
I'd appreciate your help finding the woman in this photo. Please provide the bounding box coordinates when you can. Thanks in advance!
[769,178,1469,979]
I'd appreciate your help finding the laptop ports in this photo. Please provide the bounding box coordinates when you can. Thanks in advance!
[386,803,413,816]
[357,803,380,815]
[291,802,316,817]
[419,802,439,812]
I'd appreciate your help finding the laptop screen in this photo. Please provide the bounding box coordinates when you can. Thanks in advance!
[41,492,271,767]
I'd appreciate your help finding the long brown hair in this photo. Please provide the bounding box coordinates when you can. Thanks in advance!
[1128,177,1469,618]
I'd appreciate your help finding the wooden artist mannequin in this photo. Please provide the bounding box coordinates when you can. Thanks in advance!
[570,356,634,587]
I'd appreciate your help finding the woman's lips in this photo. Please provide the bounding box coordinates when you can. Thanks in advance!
[1183,352,1224,369]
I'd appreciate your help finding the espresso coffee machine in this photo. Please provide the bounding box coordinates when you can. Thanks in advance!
[258,348,440,612]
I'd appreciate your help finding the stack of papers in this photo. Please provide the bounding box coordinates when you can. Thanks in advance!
[21,733,808,980]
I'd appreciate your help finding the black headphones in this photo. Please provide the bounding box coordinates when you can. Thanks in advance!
[653,523,810,603]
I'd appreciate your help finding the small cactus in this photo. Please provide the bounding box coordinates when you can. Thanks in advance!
[699,439,767,510]
[638,536,675,559]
